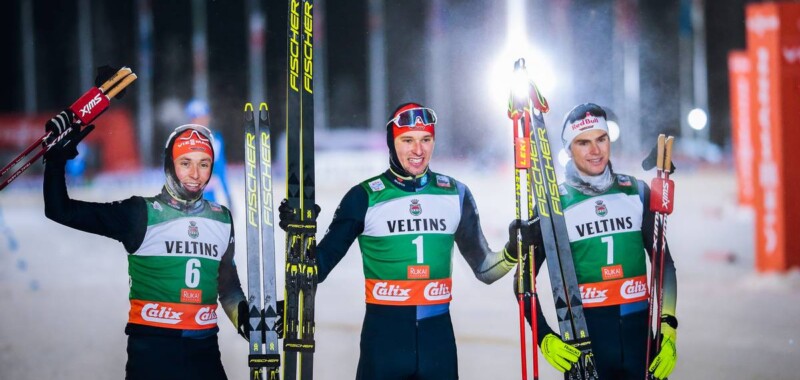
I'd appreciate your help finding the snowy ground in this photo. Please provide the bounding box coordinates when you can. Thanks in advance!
[1,156,799,380]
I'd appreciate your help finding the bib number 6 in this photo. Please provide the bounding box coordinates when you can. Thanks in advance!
[185,258,201,288]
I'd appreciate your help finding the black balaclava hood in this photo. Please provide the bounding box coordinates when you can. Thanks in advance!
[386,102,434,179]
[163,124,215,203]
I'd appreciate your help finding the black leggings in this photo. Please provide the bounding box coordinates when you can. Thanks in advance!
[125,333,228,380]
[356,304,458,380]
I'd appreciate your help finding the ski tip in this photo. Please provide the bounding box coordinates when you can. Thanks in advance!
[529,82,550,113]
[259,102,269,111]
[244,103,254,112]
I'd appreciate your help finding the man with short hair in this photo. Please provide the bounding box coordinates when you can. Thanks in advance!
[279,102,524,380]
[522,103,678,380]
[43,120,249,380]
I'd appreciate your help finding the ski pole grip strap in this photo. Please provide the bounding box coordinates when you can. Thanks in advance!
[649,177,675,214]
[287,221,317,234]
[69,87,110,125]
[661,315,678,329]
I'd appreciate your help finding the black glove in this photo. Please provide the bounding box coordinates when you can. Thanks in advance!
[278,199,321,231]
[504,217,541,263]
[95,65,128,99]
[44,110,73,144]
[236,300,251,341]
[43,112,94,163]
[642,143,676,173]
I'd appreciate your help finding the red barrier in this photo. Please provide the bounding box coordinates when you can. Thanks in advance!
[0,108,140,173]
[727,51,756,209]
[745,2,800,272]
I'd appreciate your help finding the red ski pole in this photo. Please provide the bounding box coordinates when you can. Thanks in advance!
[0,67,136,192]
[509,94,530,380]
[645,134,675,379]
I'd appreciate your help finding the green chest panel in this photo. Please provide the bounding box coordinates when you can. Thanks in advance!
[129,198,232,304]
[560,177,647,283]
[357,174,461,280]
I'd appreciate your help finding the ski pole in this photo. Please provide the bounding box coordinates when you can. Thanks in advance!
[509,57,550,380]
[652,136,674,380]
[645,134,675,379]
[523,112,539,380]
[645,134,666,378]
[0,67,136,192]
[509,96,530,380]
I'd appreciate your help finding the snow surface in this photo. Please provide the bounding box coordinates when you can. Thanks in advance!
[1,155,798,380]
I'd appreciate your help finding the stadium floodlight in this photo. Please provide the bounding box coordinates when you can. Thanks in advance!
[688,108,708,131]
[608,120,620,142]
[489,46,557,112]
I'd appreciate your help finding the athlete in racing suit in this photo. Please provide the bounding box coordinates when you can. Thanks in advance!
[279,103,521,380]
[522,103,678,380]
[43,122,247,380]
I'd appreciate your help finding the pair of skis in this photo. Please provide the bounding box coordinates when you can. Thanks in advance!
[0,66,137,191]
[645,134,675,380]
[283,0,317,378]
[508,58,598,380]
[244,102,281,380]
[245,0,317,379]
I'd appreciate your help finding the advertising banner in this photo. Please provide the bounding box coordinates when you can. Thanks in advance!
[746,2,800,271]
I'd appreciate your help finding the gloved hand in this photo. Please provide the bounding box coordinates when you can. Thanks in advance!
[504,217,540,263]
[541,333,581,373]
[649,321,677,379]
[44,110,74,145]
[278,199,320,231]
[236,300,252,341]
[43,111,94,163]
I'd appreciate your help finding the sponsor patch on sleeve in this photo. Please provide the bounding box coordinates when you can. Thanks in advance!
[436,175,452,188]
[368,179,385,192]
[617,175,632,186]
[209,203,222,212]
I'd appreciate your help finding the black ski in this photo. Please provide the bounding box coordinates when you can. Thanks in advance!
[298,0,318,377]
[245,102,281,379]
[513,59,598,380]
[283,0,317,378]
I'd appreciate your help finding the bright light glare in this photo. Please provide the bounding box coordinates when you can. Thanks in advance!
[512,69,529,99]
[607,120,620,142]
[558,148,570,167]
[489,47,557,112]
[688,108,708,131]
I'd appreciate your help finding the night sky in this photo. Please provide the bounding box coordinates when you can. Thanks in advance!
[0,0,752,164]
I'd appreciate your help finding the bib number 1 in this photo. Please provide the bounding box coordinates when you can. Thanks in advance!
[412,235,424,264]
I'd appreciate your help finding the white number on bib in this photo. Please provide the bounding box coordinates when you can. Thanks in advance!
[186,259,201,287]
